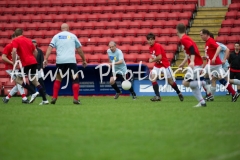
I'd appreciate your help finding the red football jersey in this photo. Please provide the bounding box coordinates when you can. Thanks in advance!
[12,36,37,67]
[149,42,170,68]
[180,34,203,66]
[205,37,222,65]
[2,43,14,70]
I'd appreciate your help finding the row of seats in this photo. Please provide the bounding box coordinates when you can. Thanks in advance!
[215,35,240,44]
[0,0,198,8]
[0,20,189,32]
[218,27,240,36]
[222,19,240,27]
[0,28,179,39]
[225,10,240,19]
[0,36,179,48]
[0,12,193,23]
[0,4,196,15]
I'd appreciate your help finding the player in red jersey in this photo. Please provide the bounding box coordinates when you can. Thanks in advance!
[1,33,29,104]
[146,33,184,102]
[11,28,48,105]
[177,23,210,107]
[200,29,240,102]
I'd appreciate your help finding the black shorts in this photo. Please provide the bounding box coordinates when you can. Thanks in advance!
[23,64,38,75]
[230,71,240,80]
[56,63,78,75]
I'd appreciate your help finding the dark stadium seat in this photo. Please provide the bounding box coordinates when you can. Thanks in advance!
[175,0,186,4]
[148,5,160,13]
[136,5,149,13]
[91,6,104,14]
[129,21,141,29]
[8,0,19,7]
[119,0,130,6]
[96,0,108,6]
[129,0,141,5]
[145,13,157,21]
[160,4,171,12]
[141,0,152,5]
[155,12,168,21]
[30,0,41,7]
[72,0,85,6]
[152,0,164,5]
[237,12,240,19]
[107,0,119,6]
[221,19,234,28]
[163,0,175,4]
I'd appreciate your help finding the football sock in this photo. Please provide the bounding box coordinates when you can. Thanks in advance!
[53,80,61,99]
[17,84,25,95]
[152,81,160,97]
[210,86,216,97]
[192,87,205,104]
[22,82,36,95]
[226,84,236,96]
[171,82,181,94]
[111,82,121,93]
[72,83,79,100]
[9,85,18,97]
[37,85,47,101]
[38,78,46,95]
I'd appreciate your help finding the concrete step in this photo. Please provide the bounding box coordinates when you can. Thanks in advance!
[196,11,227,16]
[188,31,218,35]
[196,15,225,19]
[194,19,224,24]
[191,23,222,27]
[190,27,220,32]
[198,7,228,11]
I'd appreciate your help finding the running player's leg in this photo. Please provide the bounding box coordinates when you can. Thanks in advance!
[51,64,63,104]
[118,74,136,99]
[70,63,80,104]
[16,83,29,103]
[166,66,183,101]
[150,67,161,101]
[110,73,121,99]
[2,85,18,103]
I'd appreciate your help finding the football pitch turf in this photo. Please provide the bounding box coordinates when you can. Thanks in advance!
[0,96,240,160]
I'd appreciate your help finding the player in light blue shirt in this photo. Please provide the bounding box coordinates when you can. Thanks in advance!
[107,41,136,100]
[216,42,230,71]
[43,23,87,105]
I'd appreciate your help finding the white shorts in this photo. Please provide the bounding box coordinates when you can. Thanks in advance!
[184,66,204,81]
[204,64,226,78]
[6,69,25,80]
[151,66,174,79]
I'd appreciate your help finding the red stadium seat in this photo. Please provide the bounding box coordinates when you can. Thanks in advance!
[155,12,168,21]
[98,37,111,46]
[171,4,183,12]
[129,21,141,29]
[148,5,160,13]
[228,3,240,11]
[0,30,12,39]
[94,21,107,30]
[152,0,164,5]
[92,6,104,14]
[141,20,154,29]
[86,37,99,46]
[136,5,149,13]
[164,20,178,28]
[222,19,234,28]
[100,54,109,63]
[103,6,115,14]
[215,36,227,44]
[129,45,141,54]
[226,36,239,44]
[119,0,130,5]
[233,19,240,27]
[168,36,180,45]
[157,36,169,45]
[141,0,152,5]
[88,54,100,63]
[2,7,16,15]
[225,11,237,19]
[30,0,41,7]
[121,36,134,45]
[85,0,97,6]
[107,0,119,6]
[0,64,5,70]
[125,5,137,13]
[8,0,19,7]
[124,53,137,63]
[175,0,186,4]
[230,27,240,35]
[132,13,145,21]
[72,0,85,6]
[237,12,240,19]
[140,45,150,54]
[118,21,130,29]
[136,29,150,37]
[164,45,177,53]
[168,12,180,20]
[98,14,110,22]
[129,0,141,5]
[161,28,174,36]
[226,44,234,51]
[97,0,108,6]
[94,46,108,54]
[102,30,113,37]
[122,13,134,21]
[106,21,119,29]
[62,0,74,6]
[52,0,63,7]
[145,13,157,21]
[163,0,175,4]
[166,53,174,61]
[48,54,56,64]
[40,0,52,7]
[24,7,36,15]
[160,4,171,12]
[113,29,126,37]
[145,63,155,70]
[218,27,231,36]
[136,54,149,63]
[184,4,196,12]
[180,12,192,20]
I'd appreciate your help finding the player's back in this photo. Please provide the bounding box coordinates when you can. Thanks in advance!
[182,35,201,55]
[52,31,79,64]
[12,36,37,66]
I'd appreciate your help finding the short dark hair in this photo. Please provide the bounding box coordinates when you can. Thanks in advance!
[176,23,186,34]
[11,33,16,38]
[209,32,214,39]
[146,32,155,40]
[15,28,23,36]
[201,29,210,35]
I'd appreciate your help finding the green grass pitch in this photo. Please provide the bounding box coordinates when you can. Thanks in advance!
[0,96,240,160]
